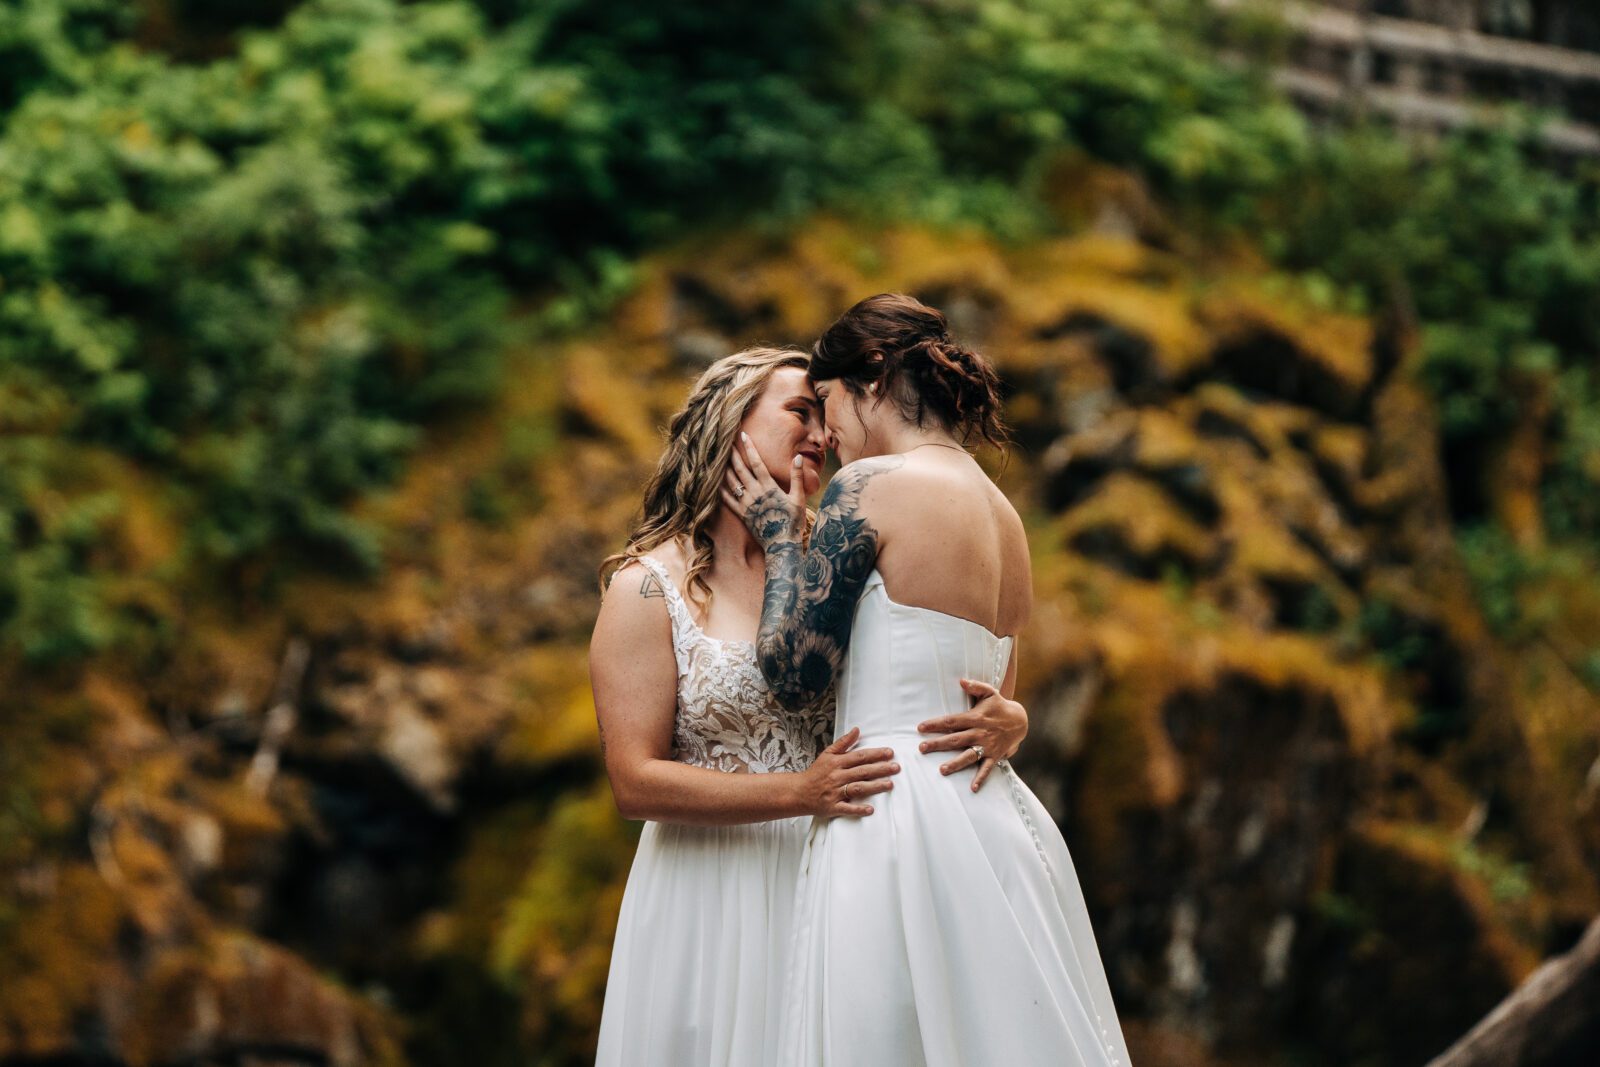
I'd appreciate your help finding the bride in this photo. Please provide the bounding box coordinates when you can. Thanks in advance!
[726,296,1133,1065]
[590,347,1033,1065]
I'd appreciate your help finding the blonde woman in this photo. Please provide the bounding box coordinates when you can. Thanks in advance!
[591,348,1032,1064]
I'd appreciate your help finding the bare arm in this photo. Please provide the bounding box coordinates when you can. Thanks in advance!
[591,562,897,824]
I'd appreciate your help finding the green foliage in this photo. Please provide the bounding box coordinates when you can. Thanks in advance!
[811,0,1307,230]
[0,0,1596,669]
[0,0,1315,662]
[0,0,133,113]
[1544,362,1600,540]
[1449,837,1533,904]
[1456,524,1576,641]
[0,439,121,663]
[1355,597,1470,747]
[1266,122,1600,538]
[1356,598,1433,673]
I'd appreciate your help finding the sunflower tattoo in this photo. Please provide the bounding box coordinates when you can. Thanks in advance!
[746,455,905,710]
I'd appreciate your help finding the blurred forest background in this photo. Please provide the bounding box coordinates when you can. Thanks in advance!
[2,1,1598,1065]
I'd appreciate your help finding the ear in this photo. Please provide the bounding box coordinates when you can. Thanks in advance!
[865,351,886,397]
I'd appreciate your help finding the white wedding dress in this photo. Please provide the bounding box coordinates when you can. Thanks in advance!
[776,570,1131,1066]
[595,556,834,1066]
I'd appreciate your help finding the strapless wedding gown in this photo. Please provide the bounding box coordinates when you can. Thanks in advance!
[595,556,833,1066]
[776,570,1131,1066]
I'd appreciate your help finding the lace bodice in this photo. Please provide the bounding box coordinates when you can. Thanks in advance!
[632,556,834,774]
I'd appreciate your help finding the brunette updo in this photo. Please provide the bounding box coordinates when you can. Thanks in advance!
[811,293,1008,451]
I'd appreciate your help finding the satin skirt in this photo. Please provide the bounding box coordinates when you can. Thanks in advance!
[596,816,811,1066]
[775,744,1131,1067]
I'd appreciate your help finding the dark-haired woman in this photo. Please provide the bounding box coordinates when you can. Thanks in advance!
[725,295,1131,1066]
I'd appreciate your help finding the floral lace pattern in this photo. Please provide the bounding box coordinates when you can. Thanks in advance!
[635,557,834,774]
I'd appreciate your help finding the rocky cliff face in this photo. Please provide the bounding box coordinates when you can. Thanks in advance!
[4,199,1597,1066]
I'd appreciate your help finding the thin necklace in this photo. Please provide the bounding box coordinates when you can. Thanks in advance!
[906,441,970,456]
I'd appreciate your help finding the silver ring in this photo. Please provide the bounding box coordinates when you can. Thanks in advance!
[733,484,745,498]
[970,744,985,760]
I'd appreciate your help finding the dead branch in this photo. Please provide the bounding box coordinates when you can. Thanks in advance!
[1426,915,1600,1067]
[244,637,310,798]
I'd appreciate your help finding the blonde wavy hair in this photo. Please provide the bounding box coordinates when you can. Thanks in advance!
[599,346,811,614]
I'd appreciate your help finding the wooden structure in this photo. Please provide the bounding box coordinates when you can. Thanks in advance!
[1212,0,1600,154]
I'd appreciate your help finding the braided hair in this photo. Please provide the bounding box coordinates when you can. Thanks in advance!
[599,347,810,614]
[811,293,1008,451]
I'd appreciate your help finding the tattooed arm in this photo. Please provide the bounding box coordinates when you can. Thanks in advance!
[592,559,900,823]
[738,456,904,710]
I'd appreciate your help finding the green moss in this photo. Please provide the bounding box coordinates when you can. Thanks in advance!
[1312,890,1377,934]
[1448,840,1534,906]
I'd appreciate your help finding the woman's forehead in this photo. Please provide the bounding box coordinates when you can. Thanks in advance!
[765,365,815,399]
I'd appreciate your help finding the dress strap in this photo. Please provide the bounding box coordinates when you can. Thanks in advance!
[631,555,696,675]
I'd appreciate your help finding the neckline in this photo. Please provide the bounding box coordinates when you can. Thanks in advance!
[637,555,758,649]
[869,569,1014,644]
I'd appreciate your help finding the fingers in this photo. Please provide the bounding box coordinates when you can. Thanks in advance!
[824,726,861,754]
[728,438,754,482]
[917,729,979,755]
[730,433,776,495]
[920,709,985,734]
[971,758,997,792]
[917,713,970,735]
[722,460,756,517]
[789,454,807,509]
[829,776,894,818]
[959,678,998,700]
[938,745,984,776]
[739,432,773,482]
[836,745,894,767]
[801,465,821,497]
[844,758,899,782]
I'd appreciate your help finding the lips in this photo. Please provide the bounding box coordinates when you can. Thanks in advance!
[798,449,823,466]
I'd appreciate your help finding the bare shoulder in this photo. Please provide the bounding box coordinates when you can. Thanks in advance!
[825,455,909,504]
[987,477,1029,540]
[642,539,688,580]
[602,541,686,598]
[594,557,673,648]
[990,481,1034,630]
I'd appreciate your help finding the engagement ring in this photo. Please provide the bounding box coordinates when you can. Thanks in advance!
[970,745,985,760]
[734,485,745,498]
